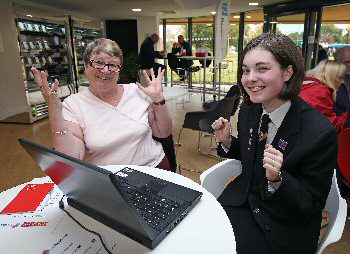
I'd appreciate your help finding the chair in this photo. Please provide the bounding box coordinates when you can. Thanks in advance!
[200,159,242,198]
[176,96,239,160]
[316,169,347,253]
[200,164,347,253]
[338,128,350,185]
[152,134,177,173]
[202,85,240,112]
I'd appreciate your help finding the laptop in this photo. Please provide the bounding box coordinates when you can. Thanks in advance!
[18,138,202,249]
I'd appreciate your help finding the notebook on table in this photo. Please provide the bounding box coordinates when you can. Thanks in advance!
[18,138,202,249]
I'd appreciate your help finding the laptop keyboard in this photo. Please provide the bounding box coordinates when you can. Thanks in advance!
[118,178,181,231]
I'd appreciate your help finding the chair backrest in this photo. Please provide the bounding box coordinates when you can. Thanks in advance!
[167,53,181,70]
[338,128,350,184]
[152,135,177,173]
[199,96,239,133]
[316,169,348,254]
[200,159,242,199]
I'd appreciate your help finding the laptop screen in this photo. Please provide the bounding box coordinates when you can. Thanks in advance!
[18,138,149,236]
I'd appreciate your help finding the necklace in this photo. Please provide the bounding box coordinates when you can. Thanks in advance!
[113,92,118,106]
[88,87,118,106]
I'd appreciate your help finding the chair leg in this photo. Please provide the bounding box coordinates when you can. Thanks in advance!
[175,128,184,155]
[197,131,222,160]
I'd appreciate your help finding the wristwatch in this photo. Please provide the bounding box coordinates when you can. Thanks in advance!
[269,171,282,183]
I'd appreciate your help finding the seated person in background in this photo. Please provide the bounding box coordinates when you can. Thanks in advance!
[31,38,173,170]
[299,59,349,133]
[335,83,350,116]
[335,46,350,100]
[317,44,328,63]
[171,35,194,81]
[139,33,166,73]
[211,33,338,254]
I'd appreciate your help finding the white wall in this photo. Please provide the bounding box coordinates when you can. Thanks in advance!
[0,3,31,123]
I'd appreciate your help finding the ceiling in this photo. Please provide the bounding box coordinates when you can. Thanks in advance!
[2,0,291,22]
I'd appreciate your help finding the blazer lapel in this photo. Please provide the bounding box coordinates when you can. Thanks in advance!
[271,98,301,158]
[240,104,262,175]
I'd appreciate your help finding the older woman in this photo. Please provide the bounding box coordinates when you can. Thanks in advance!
[211,33,337,254]
[299,59,348,133]
[31,38,172,170]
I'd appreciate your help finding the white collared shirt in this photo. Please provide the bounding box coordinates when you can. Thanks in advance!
[262,100,291,145]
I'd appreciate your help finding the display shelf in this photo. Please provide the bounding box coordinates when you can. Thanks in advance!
[17,19,73,93]
[28,85,72,121]
[73,26,101,84]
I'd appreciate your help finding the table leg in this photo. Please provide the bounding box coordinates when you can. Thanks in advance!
[203,64,206,102]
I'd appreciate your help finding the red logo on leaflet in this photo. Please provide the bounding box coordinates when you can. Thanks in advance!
[21,221,49,227]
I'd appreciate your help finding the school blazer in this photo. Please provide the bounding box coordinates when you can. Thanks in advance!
[218,97,338,254]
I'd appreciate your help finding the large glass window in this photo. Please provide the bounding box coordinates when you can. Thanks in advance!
[320,4,350,60]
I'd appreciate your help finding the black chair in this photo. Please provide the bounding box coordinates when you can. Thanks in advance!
[152,134,177,173]
[202,85,241,111]
[176,96,240,165]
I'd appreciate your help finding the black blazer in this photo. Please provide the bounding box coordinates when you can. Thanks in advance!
[218,97,338,254]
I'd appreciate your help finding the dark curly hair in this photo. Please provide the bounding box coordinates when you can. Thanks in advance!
[239,33,305,105]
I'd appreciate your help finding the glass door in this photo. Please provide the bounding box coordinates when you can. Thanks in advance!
[264,9,321,71]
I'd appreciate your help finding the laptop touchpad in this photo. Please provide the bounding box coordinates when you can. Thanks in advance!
[141,179,167,194]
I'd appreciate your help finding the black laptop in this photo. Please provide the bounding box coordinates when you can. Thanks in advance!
[18,138,202,249]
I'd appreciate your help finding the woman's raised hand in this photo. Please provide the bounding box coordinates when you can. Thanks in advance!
[137,67,165,104]
[31,67,63,109]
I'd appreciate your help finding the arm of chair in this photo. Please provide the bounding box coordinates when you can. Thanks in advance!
[200,159,242,199]
[316,169,348,254]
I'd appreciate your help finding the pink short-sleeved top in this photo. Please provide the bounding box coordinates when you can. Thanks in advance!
[62,83,164,167]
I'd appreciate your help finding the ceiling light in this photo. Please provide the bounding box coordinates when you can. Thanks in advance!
[246,16,251,18]
[211,12,216,15]
[233,15,240,18]
[249,3,259,6]
[26,14,32,17]
[132,9,141,12]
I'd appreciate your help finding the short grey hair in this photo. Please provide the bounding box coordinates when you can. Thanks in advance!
[83,38,123,66]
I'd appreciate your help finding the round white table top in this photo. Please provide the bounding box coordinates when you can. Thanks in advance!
[162,86,188,101]
[0,165,236,254]
[100,165,236,253]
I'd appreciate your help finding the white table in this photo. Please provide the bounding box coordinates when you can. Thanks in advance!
[178,56,215,102]
[163,86,188,106]
[0,165,236,254]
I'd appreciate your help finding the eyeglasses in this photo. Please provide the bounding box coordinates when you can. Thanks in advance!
[89,59,122,72]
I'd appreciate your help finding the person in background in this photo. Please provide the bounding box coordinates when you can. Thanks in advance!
[171,34,194,81]
[31,38,172,170]
[139,33,166,73]
[317,44,328,63]
[299,59,349,133]
[211,33,338,254]
[335,46,350,100]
